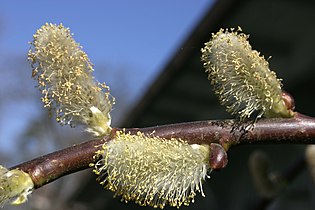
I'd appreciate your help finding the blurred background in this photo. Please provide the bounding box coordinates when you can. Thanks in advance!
[1,0,315,210]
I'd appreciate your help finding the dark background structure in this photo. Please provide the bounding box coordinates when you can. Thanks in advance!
[71,0,315,209]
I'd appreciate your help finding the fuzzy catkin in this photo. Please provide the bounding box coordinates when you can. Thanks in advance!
[0,166,34,207]
[28,23,114,136]
[201,28,293,120]
[92,131,211,209]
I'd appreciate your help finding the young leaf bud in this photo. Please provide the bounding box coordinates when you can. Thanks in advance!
[92,131,212,209]
[28,23,114,136]
[201,28,294,120]
[0,165,34,207]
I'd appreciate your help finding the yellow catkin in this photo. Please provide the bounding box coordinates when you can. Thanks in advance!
[93,131,211,209]
[201,28,293,120]
[28,23,114,136]
[0,165,34,207]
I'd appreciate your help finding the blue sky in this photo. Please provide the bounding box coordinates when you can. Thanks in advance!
[1,1,213,82]
[0,1,214,162]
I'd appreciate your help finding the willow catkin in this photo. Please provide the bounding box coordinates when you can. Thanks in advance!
[28,23,114,136]
[201,28,293,120]
[92,131,211,209]
[0,166,34,207]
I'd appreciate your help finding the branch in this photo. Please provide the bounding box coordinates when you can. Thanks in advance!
[11,113,315,189]
[11,138,106,188]
[122,113,315,146]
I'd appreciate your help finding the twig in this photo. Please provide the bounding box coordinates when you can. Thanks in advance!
[122,113,315,146]
[11,138,107,188]
[11,113,315,189]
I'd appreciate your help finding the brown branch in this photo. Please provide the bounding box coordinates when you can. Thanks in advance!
[11,138,107,188]
[123,113,315,146]
[11,113,315,189]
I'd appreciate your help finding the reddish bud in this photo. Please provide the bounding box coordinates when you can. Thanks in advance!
[209,143,228,170]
